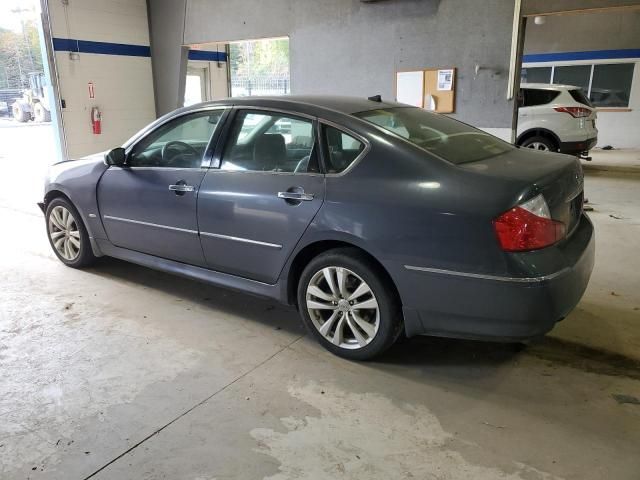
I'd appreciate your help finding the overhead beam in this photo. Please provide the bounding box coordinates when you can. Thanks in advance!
[522,0,640,16]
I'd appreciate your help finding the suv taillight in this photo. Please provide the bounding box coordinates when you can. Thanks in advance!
[554,106,591,118]
[493,194,566,252]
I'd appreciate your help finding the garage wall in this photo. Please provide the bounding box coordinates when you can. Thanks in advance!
[524,10,640,148]
[48,0,156,159]
[148,0,516,133]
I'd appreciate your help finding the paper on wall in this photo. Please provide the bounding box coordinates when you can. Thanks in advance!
[437,69,453,91]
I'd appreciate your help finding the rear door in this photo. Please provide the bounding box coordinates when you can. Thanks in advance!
[197,108,325,283]
[97,108,227,266]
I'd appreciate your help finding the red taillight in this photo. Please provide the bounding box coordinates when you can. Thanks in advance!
[554,106,591,118]
[493,195,566,252]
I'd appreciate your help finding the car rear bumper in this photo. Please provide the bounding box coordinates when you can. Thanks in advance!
[559,136,597,155]
[399,214,595,341]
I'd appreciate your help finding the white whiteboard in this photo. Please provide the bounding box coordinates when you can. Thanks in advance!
[396,71,424,107]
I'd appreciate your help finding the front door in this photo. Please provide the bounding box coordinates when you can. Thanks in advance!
[97,109,226,266]
[198,109,325,283]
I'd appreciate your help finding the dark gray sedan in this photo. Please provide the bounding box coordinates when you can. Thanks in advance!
[40,96,595,360]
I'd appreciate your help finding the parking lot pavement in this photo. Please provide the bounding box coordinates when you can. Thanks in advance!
[0,119,55,215]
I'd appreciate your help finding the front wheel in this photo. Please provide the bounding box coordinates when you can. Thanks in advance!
[34,102,51,122]
[45,197,96,268]
[297,248,402,360]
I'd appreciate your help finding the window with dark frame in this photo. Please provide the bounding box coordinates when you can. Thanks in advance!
[521,62,635,108]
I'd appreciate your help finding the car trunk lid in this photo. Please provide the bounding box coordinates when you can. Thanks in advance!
[459,148,584,235]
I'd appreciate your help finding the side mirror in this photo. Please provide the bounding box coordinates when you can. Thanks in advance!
[105,147,126,166]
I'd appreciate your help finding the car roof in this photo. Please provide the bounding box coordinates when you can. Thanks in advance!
[521,83,581,91]
[185,95,407,116]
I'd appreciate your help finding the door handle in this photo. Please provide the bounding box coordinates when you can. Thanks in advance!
[169,184,195,193]
[278,191,314,201]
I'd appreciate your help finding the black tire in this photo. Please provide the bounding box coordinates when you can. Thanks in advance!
[520,135,557,152]
[297,248,403,361]
[12,103,29,122]
[34,102,51,122]
[45,197,96,268]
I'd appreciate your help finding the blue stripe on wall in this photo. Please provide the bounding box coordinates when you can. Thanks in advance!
[524,49,640,63]
[52,38,151,57]
[188,50,227,62]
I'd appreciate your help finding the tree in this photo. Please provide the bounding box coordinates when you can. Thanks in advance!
[0,19,43,89]
[229,38,290,78]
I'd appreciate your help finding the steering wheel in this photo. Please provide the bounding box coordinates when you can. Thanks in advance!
[161,141,199,166]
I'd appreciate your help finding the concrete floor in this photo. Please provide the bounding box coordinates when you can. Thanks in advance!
[1,122,639,479]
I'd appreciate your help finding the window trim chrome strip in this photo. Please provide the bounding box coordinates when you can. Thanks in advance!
[404,264,570,283]
[103,215,198,234]
[200,231,283,249]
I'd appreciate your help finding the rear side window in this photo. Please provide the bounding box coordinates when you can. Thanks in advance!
[568,89,592,107]
[322,125,365,174]
[521,89,560,107]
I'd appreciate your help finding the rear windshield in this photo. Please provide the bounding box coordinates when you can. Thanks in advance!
[569,88,592,107]
[355,107,513,165]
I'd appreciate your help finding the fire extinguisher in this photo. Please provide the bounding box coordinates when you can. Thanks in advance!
[91,106,101,134]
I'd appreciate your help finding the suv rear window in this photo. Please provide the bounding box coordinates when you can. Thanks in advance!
[355,107,513,165]
[521,89,560,107]
[568,88,592,107]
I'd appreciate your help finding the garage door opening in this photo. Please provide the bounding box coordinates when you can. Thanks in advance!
[0,0,63,214]
[184,37,290,105]
[515,5,640,151]
[229,37,290,97]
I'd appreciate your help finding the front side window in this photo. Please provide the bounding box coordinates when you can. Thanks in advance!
[129,110,223,168]
[220,110,317,173]
[356,107,513,165]
[322,126,365,174]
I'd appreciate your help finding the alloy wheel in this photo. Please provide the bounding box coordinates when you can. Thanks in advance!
[527,141,550,151]
[306,266,380,349]
[48,206,81,261]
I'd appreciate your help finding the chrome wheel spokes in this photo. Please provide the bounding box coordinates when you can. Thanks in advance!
[527,142,549,151]
[48,206,80,261]
[306,266,379,349]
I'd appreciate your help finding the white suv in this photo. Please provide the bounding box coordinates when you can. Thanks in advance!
[517,83,598,156]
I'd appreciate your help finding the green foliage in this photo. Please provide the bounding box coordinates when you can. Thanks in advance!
[229,38,290,78]
[0,20,43,89]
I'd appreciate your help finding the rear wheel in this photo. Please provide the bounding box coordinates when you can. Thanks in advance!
[12,103,29,122]
[520,135,556,152]
[34,102,51,122]
[45,198,96,268]
[297,248,402,360]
